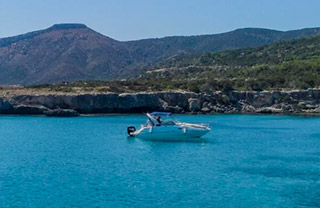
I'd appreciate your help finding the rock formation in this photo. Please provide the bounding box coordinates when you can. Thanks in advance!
[0,90,319,115]
[44,109,80,117]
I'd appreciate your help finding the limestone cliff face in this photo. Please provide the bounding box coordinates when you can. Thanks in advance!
[2,92,197,114]
[0,90,319,115]
[0,97,13,113]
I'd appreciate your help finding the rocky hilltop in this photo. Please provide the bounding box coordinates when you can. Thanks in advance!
[1,90,319,115]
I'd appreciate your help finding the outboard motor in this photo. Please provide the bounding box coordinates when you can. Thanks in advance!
[127,126,136,137]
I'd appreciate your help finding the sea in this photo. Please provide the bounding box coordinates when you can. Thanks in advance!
[0,114,319,207]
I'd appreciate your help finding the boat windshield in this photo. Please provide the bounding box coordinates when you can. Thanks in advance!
[145,112,177,126]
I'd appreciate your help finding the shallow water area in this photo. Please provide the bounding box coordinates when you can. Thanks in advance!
[0,114,319,207]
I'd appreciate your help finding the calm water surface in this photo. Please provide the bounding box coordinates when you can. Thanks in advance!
[0,115,319,207]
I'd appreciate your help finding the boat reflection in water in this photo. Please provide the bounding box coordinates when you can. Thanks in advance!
[127,112,211,141]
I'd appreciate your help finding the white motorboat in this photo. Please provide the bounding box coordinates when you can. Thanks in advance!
[127,112,211,140]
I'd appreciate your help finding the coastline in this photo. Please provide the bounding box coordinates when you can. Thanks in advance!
[1,89,319,116]
[1,113,320,118]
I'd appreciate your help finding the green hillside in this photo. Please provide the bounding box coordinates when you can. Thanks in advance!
[28,34,320,93]
[141,35,320,92]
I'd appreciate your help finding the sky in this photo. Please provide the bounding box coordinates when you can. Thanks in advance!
[0,0,320,41]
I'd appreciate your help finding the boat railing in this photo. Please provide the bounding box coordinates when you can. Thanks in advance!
[178,122,210,129]
[200,123,210,128]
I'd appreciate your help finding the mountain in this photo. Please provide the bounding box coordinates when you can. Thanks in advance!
[0,24,133,85]
[1,23,320,85]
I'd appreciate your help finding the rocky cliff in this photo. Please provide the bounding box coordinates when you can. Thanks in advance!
[1,89,320,115]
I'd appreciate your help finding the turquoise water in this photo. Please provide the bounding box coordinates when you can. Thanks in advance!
[0,115,319,207]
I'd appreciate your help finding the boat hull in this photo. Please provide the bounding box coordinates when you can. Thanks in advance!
[133,126,210,141]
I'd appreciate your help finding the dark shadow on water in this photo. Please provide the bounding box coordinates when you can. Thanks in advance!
[126,136,137,144]
[227,155,320,207]
[257,155,320,163]
[281,183,320,207]
[308,151,320,156]
[309,133,320,139]
[228,166,320,181]
[230,155,320,181]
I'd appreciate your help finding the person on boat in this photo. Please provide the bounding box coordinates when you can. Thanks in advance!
[156,116,162,126]
[146,118,154,127]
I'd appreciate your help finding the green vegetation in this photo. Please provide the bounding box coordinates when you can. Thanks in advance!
[141,35,320,91]
[197,35,320,66]
[28,35,320,93]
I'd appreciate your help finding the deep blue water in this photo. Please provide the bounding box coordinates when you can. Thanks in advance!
[0,114,320,208]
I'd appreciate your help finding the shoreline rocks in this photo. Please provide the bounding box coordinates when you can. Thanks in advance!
[0,90,319,115]
[44,109,80,117]
[13,104,49,115]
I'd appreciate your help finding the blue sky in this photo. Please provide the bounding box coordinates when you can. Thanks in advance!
[0,0,320,41]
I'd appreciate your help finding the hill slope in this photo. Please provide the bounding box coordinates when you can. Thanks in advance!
[0,24,133,85]
[23,34,320,94]
[143,35,320,91]
[1,24,320,85]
